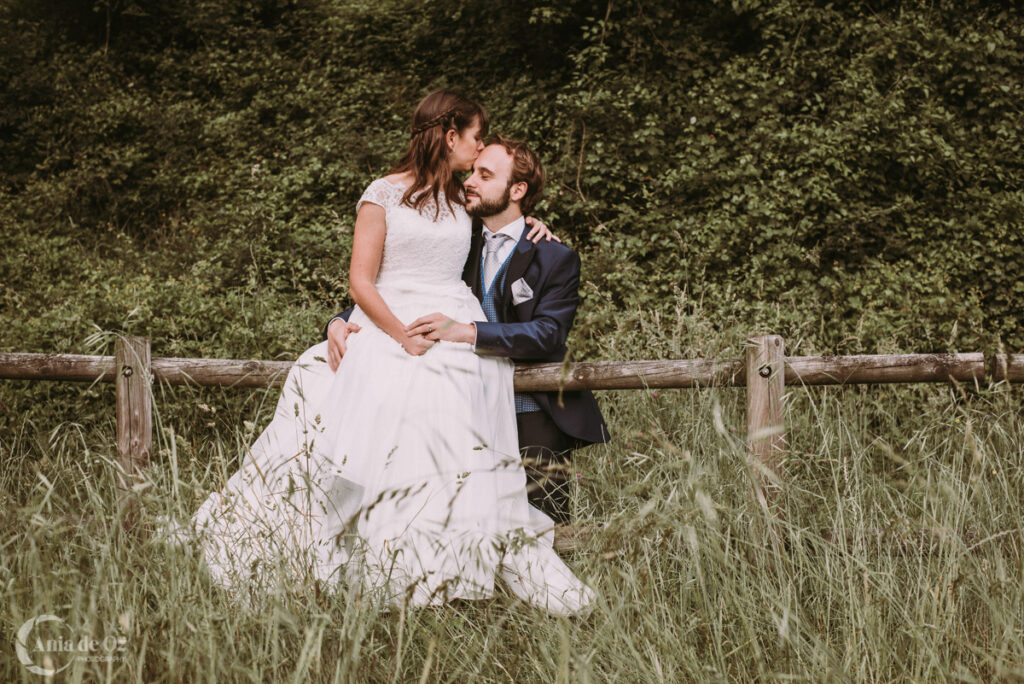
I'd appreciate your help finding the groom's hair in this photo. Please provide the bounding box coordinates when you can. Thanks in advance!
[489,135,545,214]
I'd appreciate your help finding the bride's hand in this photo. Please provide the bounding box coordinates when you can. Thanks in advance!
[524,216,562,244]
[401,334,434,356]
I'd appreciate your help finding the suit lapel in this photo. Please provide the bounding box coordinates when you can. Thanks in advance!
[498,230,536,313]
[463,219,484,300]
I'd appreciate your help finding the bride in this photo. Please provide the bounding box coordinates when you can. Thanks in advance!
[189,91,595,616]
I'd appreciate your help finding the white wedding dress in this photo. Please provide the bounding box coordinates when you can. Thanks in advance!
[189,178,591,611]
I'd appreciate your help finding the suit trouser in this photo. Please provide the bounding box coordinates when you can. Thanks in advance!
[516,410,578,524]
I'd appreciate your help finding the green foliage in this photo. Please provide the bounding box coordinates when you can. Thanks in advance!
[544,0,1023,355]
[2,0,1021,365]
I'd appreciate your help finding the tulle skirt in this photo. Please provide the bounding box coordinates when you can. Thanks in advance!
[190,282,555,607]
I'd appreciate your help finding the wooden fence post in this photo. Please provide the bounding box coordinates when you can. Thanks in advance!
[115,336,151,528]
[746,335,785,479]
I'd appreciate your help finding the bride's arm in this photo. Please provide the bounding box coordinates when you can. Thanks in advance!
[350,203,432,356]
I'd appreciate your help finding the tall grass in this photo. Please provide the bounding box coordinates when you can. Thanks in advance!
[2,336,1022,681]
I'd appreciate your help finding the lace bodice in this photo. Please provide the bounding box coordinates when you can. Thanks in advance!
[357,178,472,291]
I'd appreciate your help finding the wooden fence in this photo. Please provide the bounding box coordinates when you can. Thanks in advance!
[2,336,1023,527]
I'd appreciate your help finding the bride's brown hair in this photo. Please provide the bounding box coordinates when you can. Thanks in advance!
[390,90,488,217]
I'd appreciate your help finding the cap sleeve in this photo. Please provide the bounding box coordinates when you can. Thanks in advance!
[356,178,400,213]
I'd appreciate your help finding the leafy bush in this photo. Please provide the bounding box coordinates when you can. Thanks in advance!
[1,0,1021,373]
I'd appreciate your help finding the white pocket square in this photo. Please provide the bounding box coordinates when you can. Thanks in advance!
[510,277,534,305]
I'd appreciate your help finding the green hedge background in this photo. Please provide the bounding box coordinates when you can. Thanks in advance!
[2,0,1021,366]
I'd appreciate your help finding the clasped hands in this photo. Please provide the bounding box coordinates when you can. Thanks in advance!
[326,216,557,368]
[407,314,476,346]
[400,310,479,356]
[327,313,473,369]
[326,313,473,368]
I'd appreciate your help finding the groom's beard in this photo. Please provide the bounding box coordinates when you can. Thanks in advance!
[466,184,512,218]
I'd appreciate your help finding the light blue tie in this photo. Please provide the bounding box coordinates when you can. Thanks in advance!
[482,232,510,294]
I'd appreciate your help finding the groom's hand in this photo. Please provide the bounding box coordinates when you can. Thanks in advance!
[406,313,476,345]
[327,319,362,371]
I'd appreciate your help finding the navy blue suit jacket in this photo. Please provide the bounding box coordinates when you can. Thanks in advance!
[325,219,609,446]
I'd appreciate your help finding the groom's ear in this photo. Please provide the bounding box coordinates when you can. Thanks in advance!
[510,180,528,203]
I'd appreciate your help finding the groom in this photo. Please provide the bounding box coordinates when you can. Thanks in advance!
[325,136,609,523]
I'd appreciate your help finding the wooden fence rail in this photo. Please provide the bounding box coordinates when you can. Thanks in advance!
[2,336,1023,524]
[3,347,1022,389]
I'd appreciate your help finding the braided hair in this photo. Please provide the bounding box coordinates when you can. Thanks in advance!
[410,108,457,135]
[390,90,488,217]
